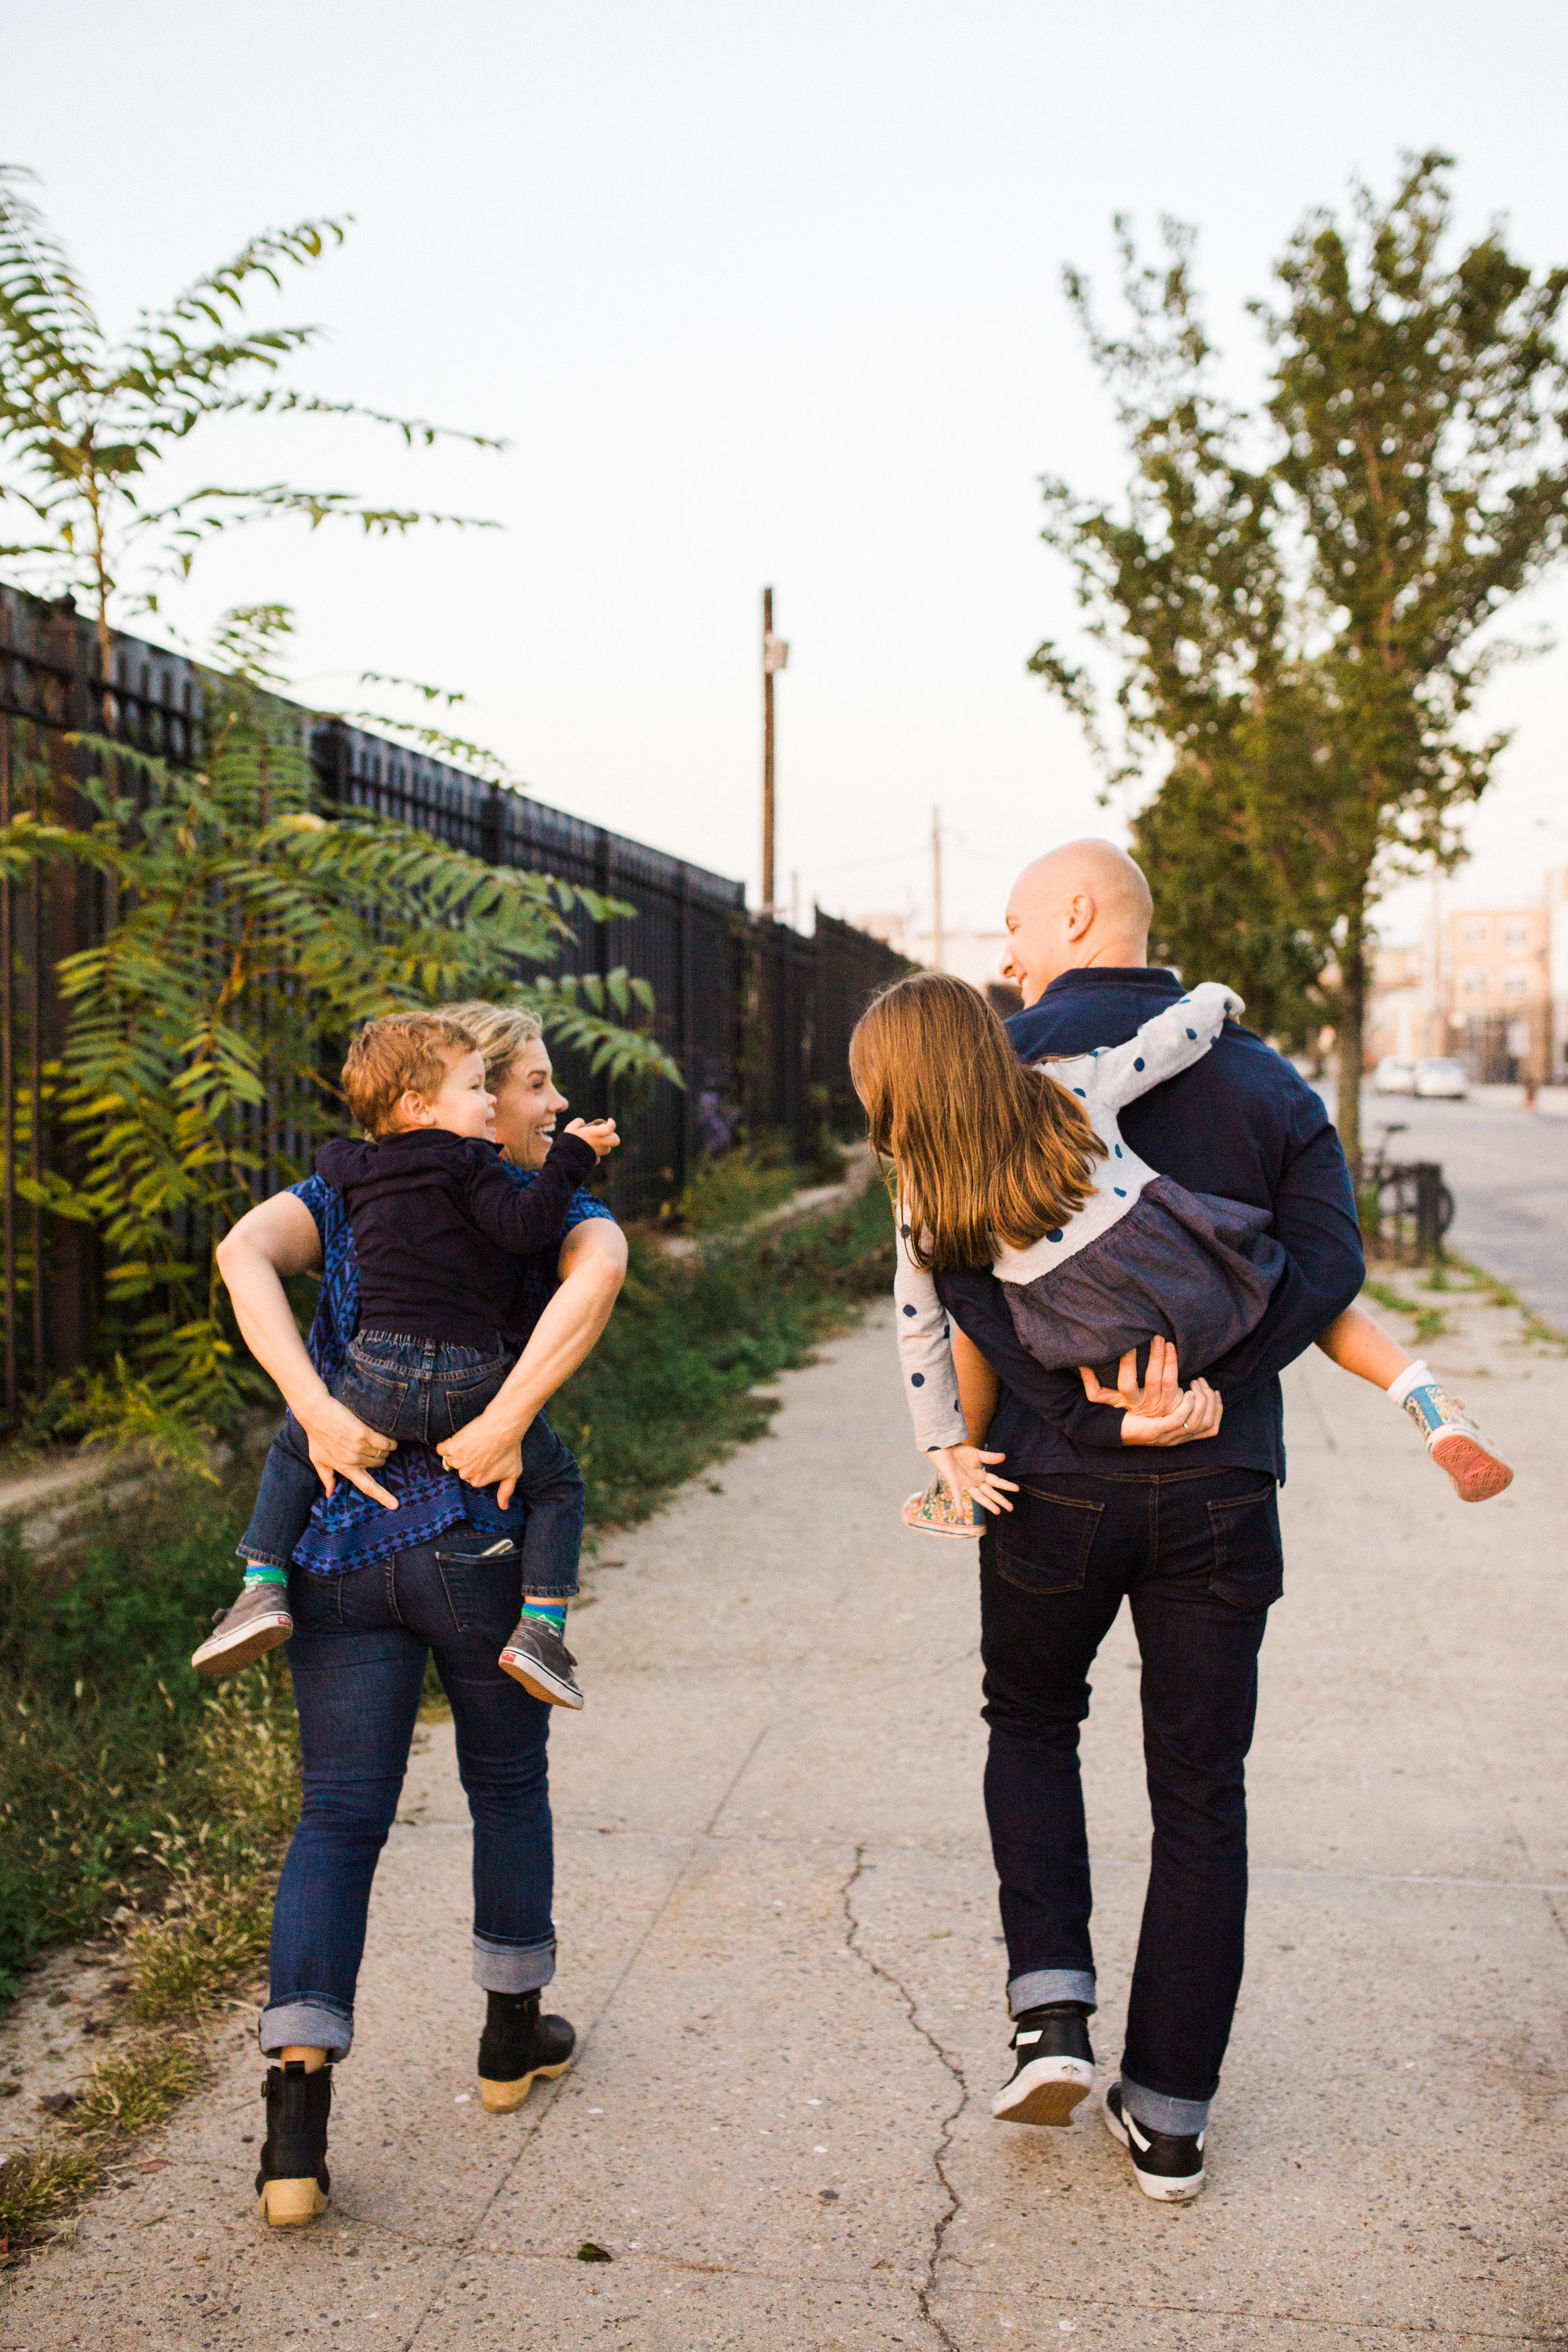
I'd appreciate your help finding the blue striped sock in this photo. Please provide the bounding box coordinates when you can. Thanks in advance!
[521,1600,567,1635]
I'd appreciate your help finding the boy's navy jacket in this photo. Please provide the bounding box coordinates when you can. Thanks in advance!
[933,966,1365,1482]
[315,1126,599,1349]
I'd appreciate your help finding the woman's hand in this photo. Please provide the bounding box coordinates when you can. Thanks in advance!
[926,1442,1018,1517]
[1078,1336,1224,1447]
[295,1394,399,1507]
[437,1413,527,1509]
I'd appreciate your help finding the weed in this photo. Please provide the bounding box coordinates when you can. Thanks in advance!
[72,2035,198,2138]
[1412,1306,1448,1344]
[672,1145,803,1234]
[0,2138,102,2255]
[1363,1279,1415,1317]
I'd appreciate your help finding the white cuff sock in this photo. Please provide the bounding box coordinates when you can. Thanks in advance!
[1386,1359,1434,1408]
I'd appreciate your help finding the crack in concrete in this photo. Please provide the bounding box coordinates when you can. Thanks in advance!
[840,1842,969,2352]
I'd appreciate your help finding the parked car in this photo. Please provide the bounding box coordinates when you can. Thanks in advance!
[1413,1057,1469,1099]
[1373,1056,1417,1094]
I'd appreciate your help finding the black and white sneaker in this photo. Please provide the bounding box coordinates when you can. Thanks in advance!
[1102,2081,1206,2201]
[191,1580,292,1677]
[991,2004,1096,2127]
[498,1617,584,1708]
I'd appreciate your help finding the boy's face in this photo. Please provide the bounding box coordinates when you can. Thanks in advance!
[394,1048,496,1140]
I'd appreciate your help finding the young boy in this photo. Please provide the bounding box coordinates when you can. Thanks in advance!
[192,1012,617,1704]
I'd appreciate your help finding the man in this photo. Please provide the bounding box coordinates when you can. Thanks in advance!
[937,838,1363,2199]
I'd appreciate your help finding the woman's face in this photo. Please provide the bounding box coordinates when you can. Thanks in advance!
[490,1039,568,1169]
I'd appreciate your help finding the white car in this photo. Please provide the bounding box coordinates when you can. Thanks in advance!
[1413,1057,1468,1099]
[1373,1056,1417,1094]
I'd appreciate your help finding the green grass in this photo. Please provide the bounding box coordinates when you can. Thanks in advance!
[553,1181,892,1527]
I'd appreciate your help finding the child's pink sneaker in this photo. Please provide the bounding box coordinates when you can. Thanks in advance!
[901,1479,982,1539]
[1398,1376,1514,1503]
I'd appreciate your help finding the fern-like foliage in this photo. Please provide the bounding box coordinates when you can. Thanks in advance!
[0,162,501,664]
[0,633,679,1419]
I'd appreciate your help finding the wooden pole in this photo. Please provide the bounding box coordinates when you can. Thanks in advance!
[931,804,944,971]
[761,587,776,919]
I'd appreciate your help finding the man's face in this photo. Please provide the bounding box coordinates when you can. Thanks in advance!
[1000,879,1073,1006]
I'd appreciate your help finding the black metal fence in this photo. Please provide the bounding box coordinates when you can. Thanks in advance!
[0,586,914,1401]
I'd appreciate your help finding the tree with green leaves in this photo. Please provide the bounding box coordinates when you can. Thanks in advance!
[0,609,677,1422]
[0,163,498,694]
[1034,153,1568,1165]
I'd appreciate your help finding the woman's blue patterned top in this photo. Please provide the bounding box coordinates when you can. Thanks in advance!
[285,1168,616,1573]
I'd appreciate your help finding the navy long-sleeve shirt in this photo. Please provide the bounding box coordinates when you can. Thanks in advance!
[316,1126,599,1349]
[933,966,1364,1482]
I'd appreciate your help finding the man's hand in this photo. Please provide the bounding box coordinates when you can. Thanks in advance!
[437,1411,530,1510]
[564,1117,619,1160]
[926,1442,1018,1517]
[1078,1335,1224,1447]
[297,1395,399,1507]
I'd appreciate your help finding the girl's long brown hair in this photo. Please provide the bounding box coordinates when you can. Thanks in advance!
[849,972,1104,1271]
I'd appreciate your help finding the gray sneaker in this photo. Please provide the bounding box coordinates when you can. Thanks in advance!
[498,1618,584,1708]
[191,1581,293,1677]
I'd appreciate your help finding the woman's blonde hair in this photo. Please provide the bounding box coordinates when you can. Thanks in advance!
[848,972,1104,1271]
[435,1000,545,1091]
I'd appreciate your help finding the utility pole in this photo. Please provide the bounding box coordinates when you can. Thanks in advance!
[760,587,789,917]
[930,803,944,971]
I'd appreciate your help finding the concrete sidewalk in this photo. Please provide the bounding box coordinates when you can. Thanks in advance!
[7,1279,1567,2348]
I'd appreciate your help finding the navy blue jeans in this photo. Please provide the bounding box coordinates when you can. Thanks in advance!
[260,1530,556,2062]
[979,1464,1282,2138]
[236,1382,584,1600]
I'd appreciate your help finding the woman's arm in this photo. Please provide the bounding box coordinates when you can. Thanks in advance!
[214,1193,400,1507]
[435,1217,628,1507]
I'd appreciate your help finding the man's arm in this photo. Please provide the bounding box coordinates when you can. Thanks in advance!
[1194,1116,1364,1398]
[435,1216,628,1507]
[214,1193,399,1507]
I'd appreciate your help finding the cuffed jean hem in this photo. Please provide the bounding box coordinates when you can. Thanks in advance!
[472,1933,556,1994]
[236,1544,290,1570]
[1008,1969,1097,2017]
[259,1999,353,2062]
[519,1583,580,1601]
[1120,2073,1211,2136]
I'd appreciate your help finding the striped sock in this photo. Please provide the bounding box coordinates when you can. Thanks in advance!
[243,1565,290,1589]
[520,1599,567,1636]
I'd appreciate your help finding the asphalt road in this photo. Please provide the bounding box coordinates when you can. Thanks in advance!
[1323,1084,1568,1335]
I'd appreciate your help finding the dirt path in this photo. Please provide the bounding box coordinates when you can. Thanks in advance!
[7,1281,1566,2348]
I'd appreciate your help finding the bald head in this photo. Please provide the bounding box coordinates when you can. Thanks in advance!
[1000,839,1153,1006]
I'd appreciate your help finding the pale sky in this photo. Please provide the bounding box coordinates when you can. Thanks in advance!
[5,0,1566,941]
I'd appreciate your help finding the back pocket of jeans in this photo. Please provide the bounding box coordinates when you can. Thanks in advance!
[435,1361,513,1443]
[337,1355,409,1437]
[990,1484,1104,1595]
[434,1539,521,1637]
[1207,1484,1284,1609]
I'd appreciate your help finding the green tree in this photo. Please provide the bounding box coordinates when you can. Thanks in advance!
[1035,155,1568,1164]
[0,611,677,1423]
[0,163,498,694]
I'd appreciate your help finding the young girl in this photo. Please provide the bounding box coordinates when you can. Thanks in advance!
[848,972,1512,1536]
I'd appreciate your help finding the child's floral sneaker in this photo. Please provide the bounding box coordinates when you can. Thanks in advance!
[901,1478,982,1539]
[1392,1363,1513,1503]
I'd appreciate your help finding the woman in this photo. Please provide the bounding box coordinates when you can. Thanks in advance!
[214,1003,627,2226]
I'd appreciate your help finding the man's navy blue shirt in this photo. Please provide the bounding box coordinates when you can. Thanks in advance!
[933,966,1364,1482]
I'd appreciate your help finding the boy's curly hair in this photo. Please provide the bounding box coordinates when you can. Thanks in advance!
[341,1013,478,1136]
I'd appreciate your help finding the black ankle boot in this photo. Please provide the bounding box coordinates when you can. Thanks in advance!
[477,1990,576,2113]
[257,2060,332,2225]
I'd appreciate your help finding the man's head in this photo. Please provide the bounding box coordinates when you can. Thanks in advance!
[1000,839,1153,1007]
[341,1012,494,1140]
